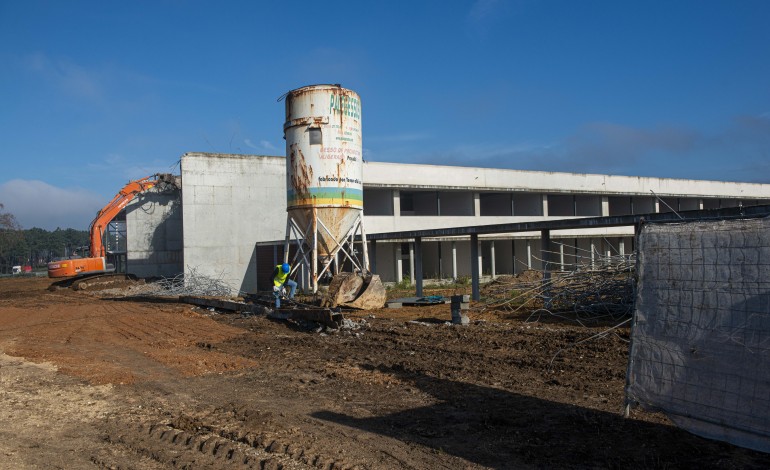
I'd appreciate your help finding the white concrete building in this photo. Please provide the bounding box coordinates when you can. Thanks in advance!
[126,152,770,294]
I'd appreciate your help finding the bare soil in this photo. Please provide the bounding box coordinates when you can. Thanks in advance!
[0,276,768,469]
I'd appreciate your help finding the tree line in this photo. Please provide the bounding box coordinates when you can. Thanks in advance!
[0,204,88,274]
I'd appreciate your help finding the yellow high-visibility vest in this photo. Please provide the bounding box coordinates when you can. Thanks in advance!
[273,265,289,287]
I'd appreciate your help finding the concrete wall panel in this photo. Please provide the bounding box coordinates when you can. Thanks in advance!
[126,189,183,278]
[182,153,286,294]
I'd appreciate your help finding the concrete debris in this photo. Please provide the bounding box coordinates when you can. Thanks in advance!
[321,273,386,310]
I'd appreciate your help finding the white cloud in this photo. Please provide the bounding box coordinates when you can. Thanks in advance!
[0,180,103,230]
[367,132,432,143]
[84,153,178,187]
[260,140,278,151]
[243,139,280,153]
[383,114,770,183]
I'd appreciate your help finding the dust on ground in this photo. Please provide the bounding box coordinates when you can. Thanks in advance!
[0,276,767,469]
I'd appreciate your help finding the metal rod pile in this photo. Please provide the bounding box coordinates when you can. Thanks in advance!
[479,251,636,324]
[141,267,236,297]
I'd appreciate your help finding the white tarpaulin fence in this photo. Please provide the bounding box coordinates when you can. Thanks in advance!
[626,217,770,453]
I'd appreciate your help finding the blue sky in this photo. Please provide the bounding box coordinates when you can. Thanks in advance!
[1,0,769,230]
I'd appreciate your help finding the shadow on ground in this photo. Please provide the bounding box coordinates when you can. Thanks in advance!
[313,365,762,469]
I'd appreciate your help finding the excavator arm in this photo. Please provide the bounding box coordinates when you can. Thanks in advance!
[48,173,176,278]
[88,174,160,258]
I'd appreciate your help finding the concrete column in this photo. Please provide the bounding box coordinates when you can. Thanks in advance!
[590,239,596,268]
[511,239,516,275]
[654,199,660,213]
[526,240,532,269]
[541,229,552,307]
[415,236,423,297]
[409,242,415,285]
[619,238,625,256]
[601,196,610,216]
[370,240,377,273]
[471,234,480,301]
[490,240,496,279]
[396,243,403,282]
[393,190,401,217]
[451,241,457,280]
[560,242,565,271]
[698,199,704,210]
[574,238,579,270]
[540,230,552,276]
[473,192,481,217]
[542,194,549,217]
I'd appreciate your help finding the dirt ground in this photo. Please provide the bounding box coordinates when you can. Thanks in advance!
[0,277,768,469]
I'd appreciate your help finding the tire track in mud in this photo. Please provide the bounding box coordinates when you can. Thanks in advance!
[99,408,366,470]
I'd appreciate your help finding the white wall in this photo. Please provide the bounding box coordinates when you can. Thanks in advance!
[181,153,286,294]
[164,154,770,292]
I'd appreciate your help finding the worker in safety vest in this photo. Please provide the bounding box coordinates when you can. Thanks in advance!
[272,263,297,308]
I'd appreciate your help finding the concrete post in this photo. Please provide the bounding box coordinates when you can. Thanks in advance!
[396,243,403,283]
[452,241,457,280]
[415,236,423,297]
[490,240,496,279]
[473,192,480,217]
[393,190,401,217]
[541,229,552,308]
[511,239,517,275]
[370,240,377,273]
[526,240,532,269]
[471,233,480,301]
[409,242,415,285]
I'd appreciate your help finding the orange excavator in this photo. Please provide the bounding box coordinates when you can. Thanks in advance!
[47,173,177,278]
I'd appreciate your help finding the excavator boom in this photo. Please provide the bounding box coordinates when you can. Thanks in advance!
[48,173,176,278]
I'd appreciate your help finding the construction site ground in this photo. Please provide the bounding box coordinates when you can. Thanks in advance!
[0,276,768,469]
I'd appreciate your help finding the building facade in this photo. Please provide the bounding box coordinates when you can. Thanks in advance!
[126,153,770,294]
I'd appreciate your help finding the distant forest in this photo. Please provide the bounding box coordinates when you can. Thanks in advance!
[0,226,89,274]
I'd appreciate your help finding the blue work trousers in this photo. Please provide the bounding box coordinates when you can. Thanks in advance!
[274,279,297,308]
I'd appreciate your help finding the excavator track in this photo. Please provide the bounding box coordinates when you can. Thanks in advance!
[49,273,139,291]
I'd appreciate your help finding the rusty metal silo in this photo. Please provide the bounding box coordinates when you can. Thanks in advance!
[282,84,369,292]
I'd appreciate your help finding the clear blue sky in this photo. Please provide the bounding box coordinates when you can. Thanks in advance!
[1,0,769,230]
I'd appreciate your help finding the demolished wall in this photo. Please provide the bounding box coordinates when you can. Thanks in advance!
[126,187,183,278]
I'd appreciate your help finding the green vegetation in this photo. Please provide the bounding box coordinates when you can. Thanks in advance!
[0,205,88,274]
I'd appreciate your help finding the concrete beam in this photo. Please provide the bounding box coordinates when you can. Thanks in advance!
[363,204,770,241]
